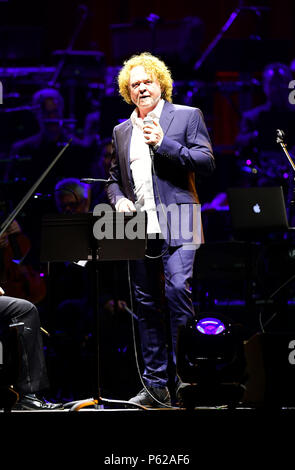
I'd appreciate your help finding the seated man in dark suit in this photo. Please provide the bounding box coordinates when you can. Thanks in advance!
[0,286,63,410]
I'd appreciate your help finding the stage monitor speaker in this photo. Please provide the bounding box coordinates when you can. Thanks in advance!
[243,332,295,406]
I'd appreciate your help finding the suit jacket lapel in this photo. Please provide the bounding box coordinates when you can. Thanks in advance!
[117,101,174,193]
[118,119,133,181]
[160,101,175,134]
[126,120,133,182]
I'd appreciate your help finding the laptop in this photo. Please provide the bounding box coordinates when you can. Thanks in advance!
[227,186,289,233]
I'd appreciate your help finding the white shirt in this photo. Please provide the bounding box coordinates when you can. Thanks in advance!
[117,99,165,234]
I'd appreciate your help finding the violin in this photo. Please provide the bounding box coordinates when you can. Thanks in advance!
[0,220,46,304]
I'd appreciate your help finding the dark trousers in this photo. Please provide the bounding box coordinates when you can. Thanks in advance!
[0,296,49,395]
[131,239,196,388]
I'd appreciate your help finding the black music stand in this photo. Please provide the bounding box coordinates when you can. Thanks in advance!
[40,211,147,411]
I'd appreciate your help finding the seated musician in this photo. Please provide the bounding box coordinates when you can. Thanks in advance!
[0,285,63,410]
[235,62,295,198]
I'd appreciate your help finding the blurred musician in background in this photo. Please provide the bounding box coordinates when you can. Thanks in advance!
[5,88,98,198]
[54,177,92,214]
[0,218,46,306]
[4,88,99,272]
[236,62,295,197]
[89,137,113,204]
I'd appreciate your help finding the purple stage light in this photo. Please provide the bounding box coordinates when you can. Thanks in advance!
[196,317,226,335]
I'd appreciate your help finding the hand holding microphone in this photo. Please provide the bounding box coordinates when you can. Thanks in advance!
[143,116,163,147]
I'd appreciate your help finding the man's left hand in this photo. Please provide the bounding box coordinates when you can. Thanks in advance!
[143,120,163,147]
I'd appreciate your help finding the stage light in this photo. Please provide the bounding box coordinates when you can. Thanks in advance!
[177,314,234,379]
[196,317,226,335]
[176,314,246,407]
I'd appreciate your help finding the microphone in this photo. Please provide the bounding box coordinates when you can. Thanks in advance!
[143,116,155,159]
[143,116,154,126]
[276,129,285,144]
[80,178,112,184]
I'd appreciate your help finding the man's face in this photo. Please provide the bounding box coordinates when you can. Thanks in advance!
[129,65,162,117]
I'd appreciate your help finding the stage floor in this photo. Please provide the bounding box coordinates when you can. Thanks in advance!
[1,405,294,465]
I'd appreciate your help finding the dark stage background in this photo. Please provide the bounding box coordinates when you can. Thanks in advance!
[1,0,295,403]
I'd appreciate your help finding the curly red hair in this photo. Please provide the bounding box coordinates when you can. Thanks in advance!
[118,52,173,105]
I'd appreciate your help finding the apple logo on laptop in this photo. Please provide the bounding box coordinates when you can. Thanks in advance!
[253,203,261,214]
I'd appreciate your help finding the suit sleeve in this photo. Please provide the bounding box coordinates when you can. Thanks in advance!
[156,108,215,176]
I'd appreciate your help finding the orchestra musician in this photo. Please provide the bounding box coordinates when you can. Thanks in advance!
[236,62,295,198]
[0,285,63,410]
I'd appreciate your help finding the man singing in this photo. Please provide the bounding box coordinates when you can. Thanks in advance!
[107,52,215,407]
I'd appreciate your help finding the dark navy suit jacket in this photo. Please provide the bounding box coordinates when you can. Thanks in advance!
[107,100,215,245]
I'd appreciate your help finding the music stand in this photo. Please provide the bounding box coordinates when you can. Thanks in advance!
[40,210,147,411]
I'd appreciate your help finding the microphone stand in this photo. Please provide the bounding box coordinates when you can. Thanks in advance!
[276,129,295,172]
[63,178,145,411]
[276,129,295,227]
[80,178,111,184]
[257,129,295,331]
